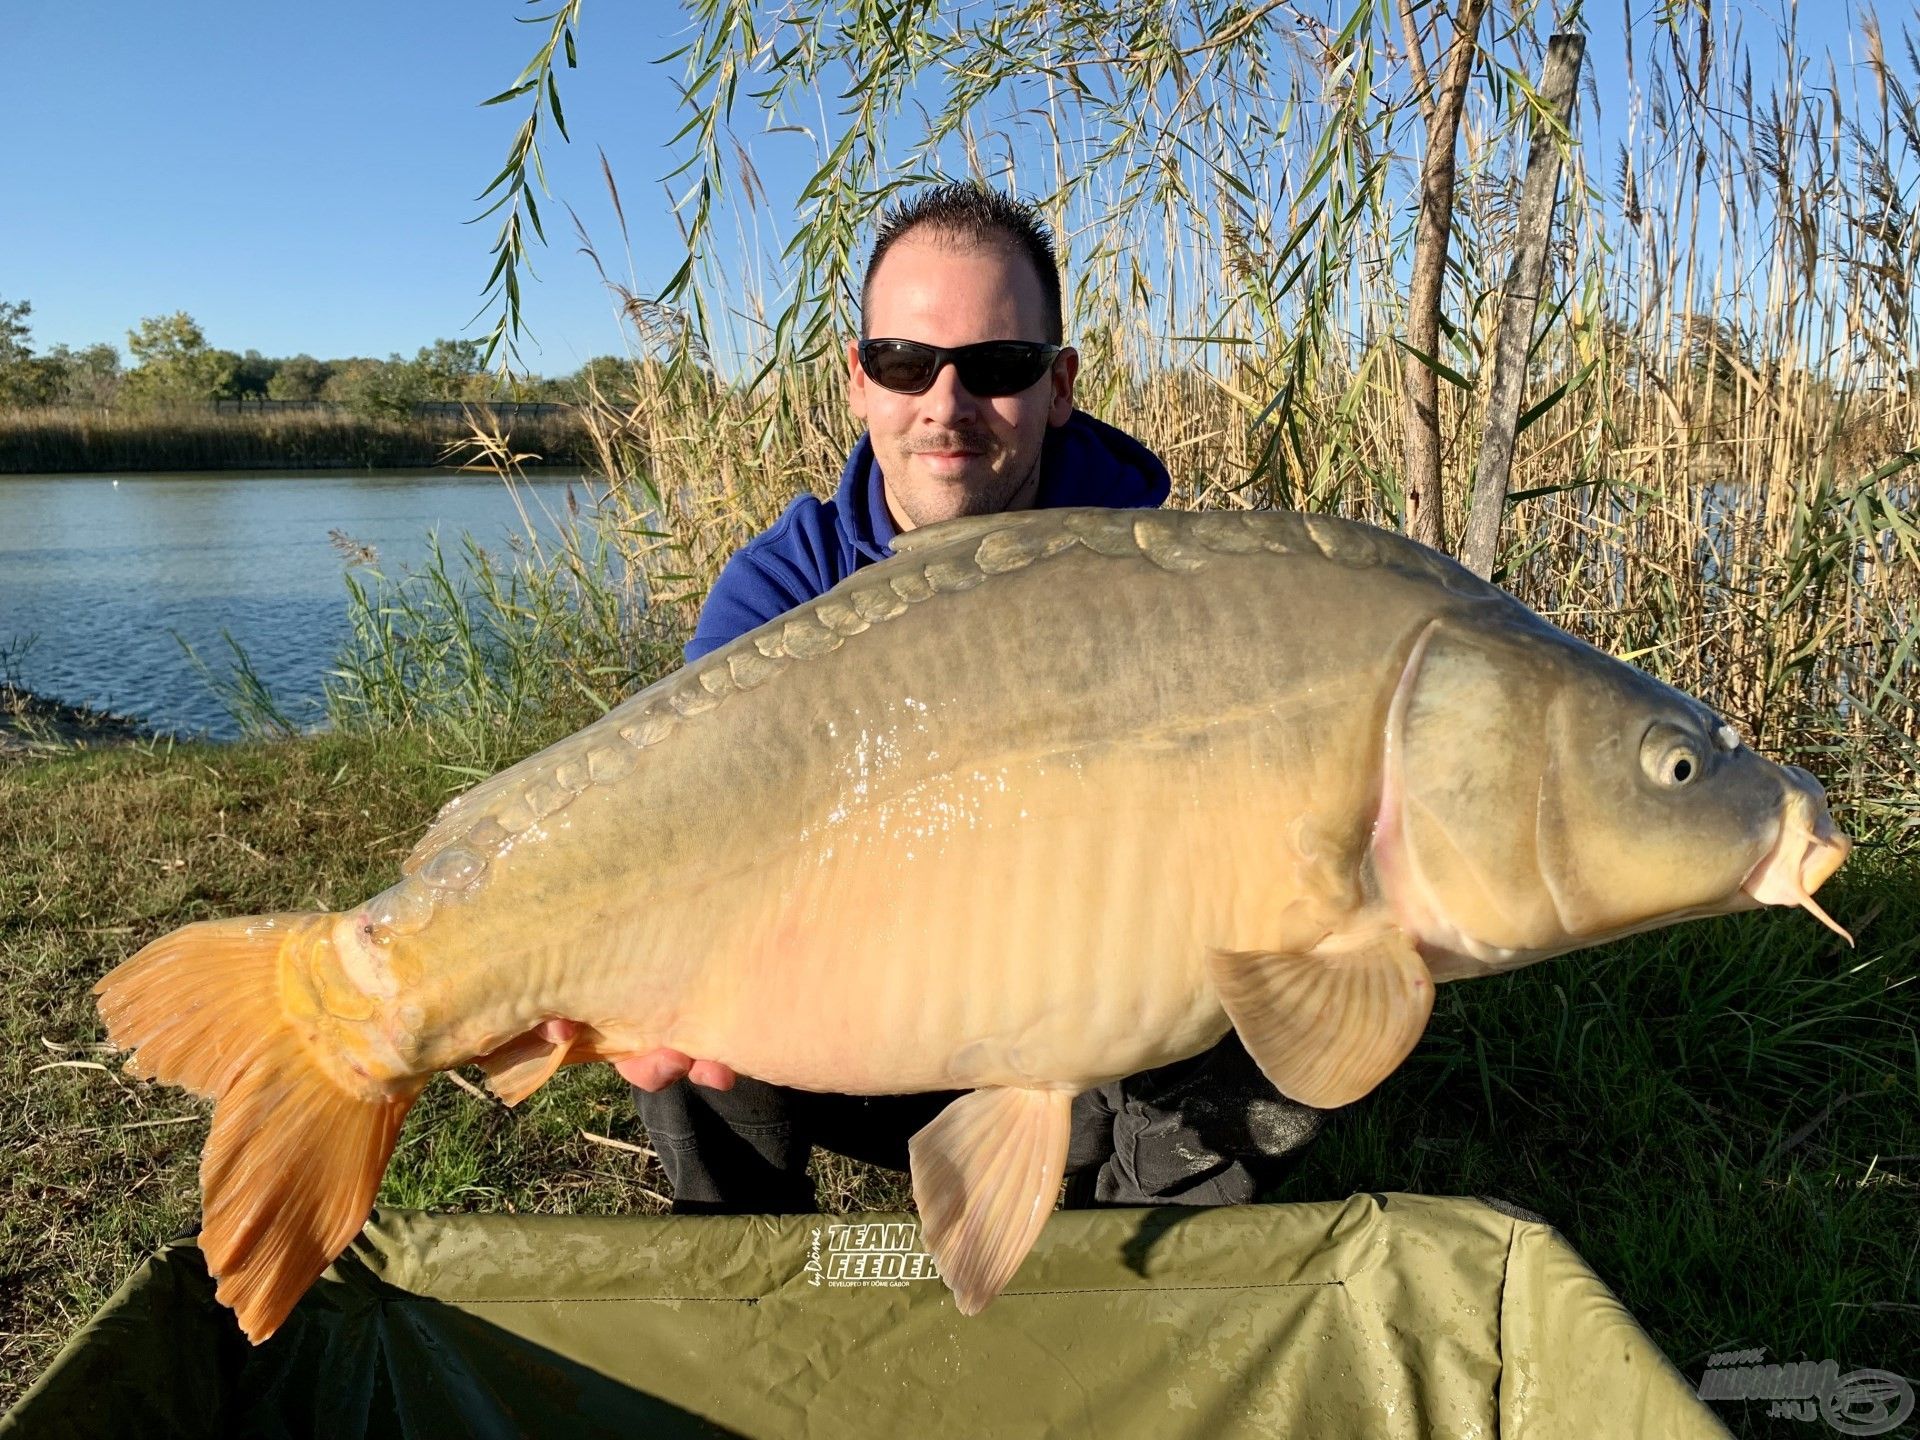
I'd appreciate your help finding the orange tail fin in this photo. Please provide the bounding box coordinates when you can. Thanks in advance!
[92,914,421,1344]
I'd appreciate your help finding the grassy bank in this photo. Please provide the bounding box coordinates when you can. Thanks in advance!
[0,731,911,1407]
[2,732,1911,1422]
[0,406,590,473]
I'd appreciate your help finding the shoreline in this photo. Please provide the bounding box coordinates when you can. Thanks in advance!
[0,457,589,477]
[0,683,163,758]
[0,461,589,479]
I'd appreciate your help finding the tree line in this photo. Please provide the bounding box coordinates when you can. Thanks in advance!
[0,298,623,418]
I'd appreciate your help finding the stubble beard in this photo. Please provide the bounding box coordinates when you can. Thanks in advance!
[896,444,1043,527]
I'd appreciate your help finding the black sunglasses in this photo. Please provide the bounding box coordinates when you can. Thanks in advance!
[858,338,1063,398]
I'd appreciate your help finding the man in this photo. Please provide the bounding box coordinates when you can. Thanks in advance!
[620,182,1323,1212]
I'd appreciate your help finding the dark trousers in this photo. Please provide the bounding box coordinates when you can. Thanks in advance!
[632,1031,1326,1214]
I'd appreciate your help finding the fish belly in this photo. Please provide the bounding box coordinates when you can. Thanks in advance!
[666,758,1243,1094]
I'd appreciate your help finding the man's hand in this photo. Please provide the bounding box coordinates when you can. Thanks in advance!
[534,1019,738,1092]
[614,1050,739,1092]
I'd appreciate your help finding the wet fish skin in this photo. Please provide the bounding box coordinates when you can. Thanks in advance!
[93,506,1849,1339]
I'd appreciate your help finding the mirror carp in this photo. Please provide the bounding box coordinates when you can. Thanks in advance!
[93,507,1851,1342]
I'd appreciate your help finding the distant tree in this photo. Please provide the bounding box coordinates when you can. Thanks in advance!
[319,358,370,405]
[511,372,574,401]
[0,297,31,368]
[209,349,246,398]
[122,312,238,407]
[0,357,65,406]
[45,342,122,407]
[324,355,421,418]
[569,354,629,401]
[267,353,331,401]
[232,348,278,399]
[0,297,58,407]
[410,337,487,400]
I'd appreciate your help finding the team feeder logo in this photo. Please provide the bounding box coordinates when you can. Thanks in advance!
[802,1222,939,1288]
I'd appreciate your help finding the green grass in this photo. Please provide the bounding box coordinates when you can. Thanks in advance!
[0,731,908,1408]
[5,732,1914,1420]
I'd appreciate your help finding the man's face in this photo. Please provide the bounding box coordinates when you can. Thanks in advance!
[848,233,1078,531]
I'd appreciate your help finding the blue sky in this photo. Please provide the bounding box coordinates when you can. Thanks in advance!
[4,1,693,375]
[2,2,1887,378]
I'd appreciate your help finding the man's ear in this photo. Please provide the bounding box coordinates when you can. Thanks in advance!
[1048,346,1079,427]
[847,338,869,423]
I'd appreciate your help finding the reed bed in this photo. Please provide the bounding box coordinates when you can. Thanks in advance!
[521,2,1916,850]
[0,405,590,473]
[321,526,683,778]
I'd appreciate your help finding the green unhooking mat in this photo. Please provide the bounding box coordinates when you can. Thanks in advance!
[5,1193,1729,1438]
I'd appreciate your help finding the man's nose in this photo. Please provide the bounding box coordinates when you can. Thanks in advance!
[919,360,981,423]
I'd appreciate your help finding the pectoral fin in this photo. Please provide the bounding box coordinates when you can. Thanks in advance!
[1207,930,1435,1109]
[909,1086,1073,1316]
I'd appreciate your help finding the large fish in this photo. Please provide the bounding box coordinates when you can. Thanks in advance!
[94,507,1850,1342]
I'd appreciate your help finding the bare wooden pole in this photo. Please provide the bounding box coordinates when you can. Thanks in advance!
[1399,0,1490,552]
[1459,33,1586,580]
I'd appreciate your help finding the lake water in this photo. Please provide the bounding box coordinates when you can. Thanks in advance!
[0,469,590,740]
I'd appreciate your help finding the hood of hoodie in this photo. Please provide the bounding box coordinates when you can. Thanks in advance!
[834,410,1174,564]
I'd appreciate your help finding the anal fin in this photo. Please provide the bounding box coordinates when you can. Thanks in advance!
[475,1025,577,1107]
[909,1087,1073,1316]
[1207,928,1435,1109]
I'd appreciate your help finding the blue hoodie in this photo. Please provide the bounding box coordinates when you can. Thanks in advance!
[685,411,1172,662]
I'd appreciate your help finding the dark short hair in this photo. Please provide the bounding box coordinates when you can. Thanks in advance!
[860,182,1063,344]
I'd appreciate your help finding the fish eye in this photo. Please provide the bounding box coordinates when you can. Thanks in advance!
[1641,724,1705,789]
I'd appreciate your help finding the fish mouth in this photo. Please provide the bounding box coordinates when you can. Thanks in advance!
[1740,765,1853,943]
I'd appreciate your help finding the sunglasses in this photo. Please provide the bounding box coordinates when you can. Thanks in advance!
[858,338,1063,398]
